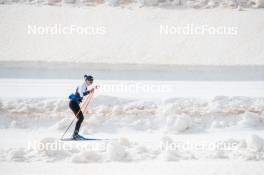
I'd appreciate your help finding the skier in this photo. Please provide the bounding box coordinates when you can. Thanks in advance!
[69,74,95,140]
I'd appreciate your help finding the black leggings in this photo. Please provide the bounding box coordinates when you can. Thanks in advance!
[69,100,84,135]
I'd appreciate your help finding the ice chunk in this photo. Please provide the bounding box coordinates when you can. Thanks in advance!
[106,141,130,161]
[246,135,264,152]
[166,115,192,133]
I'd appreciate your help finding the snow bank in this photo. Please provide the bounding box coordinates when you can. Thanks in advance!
[7,148,29,162]
[1,134,264,163]
[246,135,264,152]
[71,151,102,163]
[2,96,263,119]
[250,0,264,7]
[38,137,72,161]
[0,98,67,118]
[238,112,263,128]
[1,96,264,131]
[1,96,262,163]
[106,141,130,161]
[229,135,264,160]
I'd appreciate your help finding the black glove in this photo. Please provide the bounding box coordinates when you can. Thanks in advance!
[78,97,83,103]
[83,91,89,96]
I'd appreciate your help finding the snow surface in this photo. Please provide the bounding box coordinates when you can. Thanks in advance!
[0,2,264,174]
[0,5,264,65]
[0,79,264,162]
[1,62,264,80]
[1,161,264,175]
[0,79,264,174]
[0,79,264,98]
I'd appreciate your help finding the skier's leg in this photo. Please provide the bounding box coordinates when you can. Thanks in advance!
[69,101,84,136]
[74,113,84,135]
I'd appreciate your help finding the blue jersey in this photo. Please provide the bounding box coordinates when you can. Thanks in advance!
[69,82,89,102]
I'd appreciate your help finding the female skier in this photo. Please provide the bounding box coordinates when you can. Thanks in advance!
[69,74,94,140]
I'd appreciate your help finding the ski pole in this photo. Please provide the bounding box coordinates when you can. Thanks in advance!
[60,118,75,140]
[82,91,94,115]
[60,92,93,140]
[60,93,92,140]
[75,91,94,120]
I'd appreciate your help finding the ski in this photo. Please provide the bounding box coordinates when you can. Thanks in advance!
[60,135,109,141]
[60,138,100,141]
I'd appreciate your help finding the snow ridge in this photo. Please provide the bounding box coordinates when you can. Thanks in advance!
[0,0,264,8]
[1,96,264,131]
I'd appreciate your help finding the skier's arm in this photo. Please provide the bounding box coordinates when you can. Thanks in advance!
[83,87,95,96]
[80,83,96,97]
